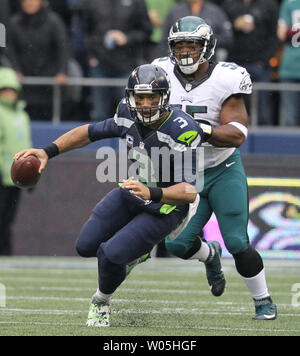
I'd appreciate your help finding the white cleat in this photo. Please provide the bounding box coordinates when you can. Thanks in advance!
[86,301,111,327]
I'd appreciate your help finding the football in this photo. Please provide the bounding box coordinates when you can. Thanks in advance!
[11,155,41,189]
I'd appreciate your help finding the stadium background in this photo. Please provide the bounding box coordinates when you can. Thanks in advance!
[3,0,300,260]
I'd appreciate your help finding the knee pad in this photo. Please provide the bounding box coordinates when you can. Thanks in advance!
[101,238,143,265]
[224,234,249,255]
[100,241,123,264]
[233,245,264,278]
[75,239,96,258]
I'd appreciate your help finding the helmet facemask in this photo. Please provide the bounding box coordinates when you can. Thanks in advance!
[126,86,170,125]
[170,39,208,75]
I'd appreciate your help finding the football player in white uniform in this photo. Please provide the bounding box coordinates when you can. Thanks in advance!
[152,16,277,320]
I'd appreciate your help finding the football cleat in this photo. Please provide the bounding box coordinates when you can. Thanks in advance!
[86,298,111,327]
[126,253,151,277]
[252,296,277,320]
[204,241,226,297]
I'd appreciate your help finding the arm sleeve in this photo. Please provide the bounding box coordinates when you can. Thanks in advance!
[231,67,253,95]
[89,102,133,141]
[88,118,125,142]
[220,64,253,103]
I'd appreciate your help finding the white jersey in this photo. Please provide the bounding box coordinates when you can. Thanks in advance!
[152,57,252,170]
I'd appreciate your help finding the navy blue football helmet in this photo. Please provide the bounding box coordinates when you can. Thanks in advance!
[125,64,171,125]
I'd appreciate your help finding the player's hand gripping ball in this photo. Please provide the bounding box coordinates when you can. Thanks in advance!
[11,155,41,189]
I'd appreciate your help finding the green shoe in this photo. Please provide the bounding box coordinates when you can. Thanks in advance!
[253,296,277,320]
[86,298,111,327]
[126,253,151,277]
[205,241,226,297]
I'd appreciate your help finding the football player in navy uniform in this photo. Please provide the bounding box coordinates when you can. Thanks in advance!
[14,64,222,327]
[151,16,277,320]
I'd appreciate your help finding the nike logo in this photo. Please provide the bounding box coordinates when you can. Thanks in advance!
[184,135,193,142]
[225,162,236,168]
[262,314,276,320]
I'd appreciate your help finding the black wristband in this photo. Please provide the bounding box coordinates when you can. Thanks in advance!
[43,143,59,159]
[148,187,163,202]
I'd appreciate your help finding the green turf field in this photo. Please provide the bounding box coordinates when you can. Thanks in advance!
[0,257,299,336]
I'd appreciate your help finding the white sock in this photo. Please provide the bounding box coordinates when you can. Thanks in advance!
[93,288,113,305]
[190,240,211,262]
[242,268,270,300]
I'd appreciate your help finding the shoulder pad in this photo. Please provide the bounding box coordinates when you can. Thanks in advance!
[115,99,130,118]
[217,62,252,95]
[170,110,201,147]
[152,57,172,71]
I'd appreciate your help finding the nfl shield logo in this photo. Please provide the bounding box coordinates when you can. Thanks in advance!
[185,83,192,92]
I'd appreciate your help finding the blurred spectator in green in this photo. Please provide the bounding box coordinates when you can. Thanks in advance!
[146,0,181,43]
[0,67,32,255]
[145,0,181,60]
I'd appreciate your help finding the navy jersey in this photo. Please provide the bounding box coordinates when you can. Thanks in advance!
[88,101,203,189]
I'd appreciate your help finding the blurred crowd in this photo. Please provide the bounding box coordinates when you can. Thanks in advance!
[0,0,299,126]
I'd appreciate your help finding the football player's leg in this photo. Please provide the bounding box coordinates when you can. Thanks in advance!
[98,208,188,296]
[164,198,225,297]
[83,188,136,327]
[87,208,188,327]
[76,188,132,257]
[209,163,277,319]
[164,196,212,259]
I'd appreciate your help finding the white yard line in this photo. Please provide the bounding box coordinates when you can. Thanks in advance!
[1,278,298,289]
[1,298,299,314]
[1,287,295,297]
[0,307,299,318]
[0,258,299,271]
[0,306,299,318]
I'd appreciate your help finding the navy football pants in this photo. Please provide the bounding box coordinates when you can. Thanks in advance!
[75,188,188,294]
